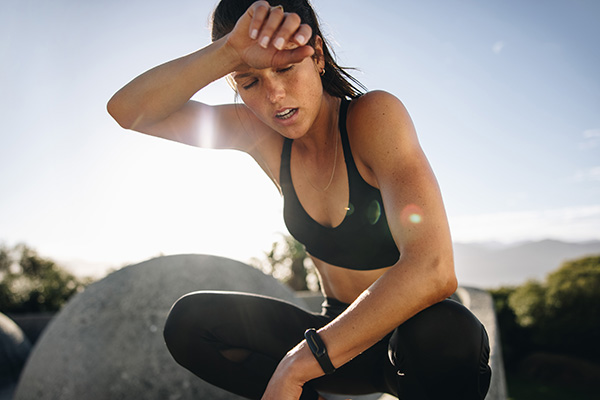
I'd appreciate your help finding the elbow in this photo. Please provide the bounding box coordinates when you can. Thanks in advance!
[441,269,458,299]
[430,255,458,301]
[106,93,135,130]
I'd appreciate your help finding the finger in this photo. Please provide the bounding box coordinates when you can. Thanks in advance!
[248,1,270,40]
[257,6,286,48]
[292,24,312,47]
[271,12,302,50]
[279,24,311,51]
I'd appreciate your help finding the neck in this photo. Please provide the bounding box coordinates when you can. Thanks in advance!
[295,93,341,158]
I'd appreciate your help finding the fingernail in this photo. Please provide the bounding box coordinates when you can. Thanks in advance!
[250,29,258,40]
[295,34,306,45]
[260,36,270,48]
[274,37,285,50]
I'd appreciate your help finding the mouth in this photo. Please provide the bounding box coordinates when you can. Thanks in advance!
[275,108,298,120]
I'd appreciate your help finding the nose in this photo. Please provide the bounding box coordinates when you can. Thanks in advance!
[264,77,285,104]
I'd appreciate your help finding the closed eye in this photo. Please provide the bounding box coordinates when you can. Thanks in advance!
[277,65,294,73]
[240,65,294,90]
[242,79,258,90]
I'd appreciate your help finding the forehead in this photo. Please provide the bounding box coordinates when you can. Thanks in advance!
[232,42,304,80]
[231,66,256,80]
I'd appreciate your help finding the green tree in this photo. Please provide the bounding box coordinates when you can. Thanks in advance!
[509,280,547,328]
[0,243,91,313]
[489,285,532,368]
[251,235,319,292]
[493,255,600,363]
[540,256,600,360]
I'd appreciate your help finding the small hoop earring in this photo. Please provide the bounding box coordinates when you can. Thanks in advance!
[320,68,326,76]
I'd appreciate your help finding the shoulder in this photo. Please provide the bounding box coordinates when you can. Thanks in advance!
[346,91,421,180]
[348,90,413,130]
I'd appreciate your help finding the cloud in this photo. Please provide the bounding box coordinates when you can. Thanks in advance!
[584,129,600,138]
[580,128,600,150]
[573,166,600,182]
[492,40,505,54]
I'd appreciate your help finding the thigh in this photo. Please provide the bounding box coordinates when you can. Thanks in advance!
[164,291,331,399]
[165,290,330,360]
[389,299,492,400]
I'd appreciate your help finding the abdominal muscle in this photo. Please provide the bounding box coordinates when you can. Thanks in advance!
[310,255,391,304]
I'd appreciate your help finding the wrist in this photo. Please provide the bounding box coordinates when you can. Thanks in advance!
[218,34,246,72]
[202,35,244,77]
[304,328,336,375]
[280,339,327,384]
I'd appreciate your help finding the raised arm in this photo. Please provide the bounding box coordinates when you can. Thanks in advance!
[107,1,314,152]
[107,36,245,149]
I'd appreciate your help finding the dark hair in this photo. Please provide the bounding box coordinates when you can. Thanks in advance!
[211,0,366,99]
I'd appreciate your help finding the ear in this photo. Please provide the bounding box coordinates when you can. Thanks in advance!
[312,35,326,72]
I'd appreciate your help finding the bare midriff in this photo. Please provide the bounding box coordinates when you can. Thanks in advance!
[310,256,392,304]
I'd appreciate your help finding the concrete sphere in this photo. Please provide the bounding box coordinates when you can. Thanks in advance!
[14,254,307,400]
[0,312,31,388]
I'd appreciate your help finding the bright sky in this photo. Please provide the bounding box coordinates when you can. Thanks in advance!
[1,0,599,277]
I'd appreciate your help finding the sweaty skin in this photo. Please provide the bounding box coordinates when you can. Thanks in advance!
[107,2,457,399]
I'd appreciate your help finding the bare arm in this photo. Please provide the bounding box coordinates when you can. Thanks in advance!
[107,1,314,152]
[317,91,457,361]
[262,91,457,398]
[107,36,248,148]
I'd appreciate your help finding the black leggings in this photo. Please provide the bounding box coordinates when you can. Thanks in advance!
[163,291,491,400]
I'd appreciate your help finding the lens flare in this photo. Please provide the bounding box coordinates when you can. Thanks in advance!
[197,106,215,148]
[401,204,423,225]
[345,203,355,216]
[409,213,422,224]
[367,200,382,225]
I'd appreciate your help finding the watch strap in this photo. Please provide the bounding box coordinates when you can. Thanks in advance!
[304,328,336,375]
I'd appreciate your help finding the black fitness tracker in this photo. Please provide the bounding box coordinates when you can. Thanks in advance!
[304,328,336,375]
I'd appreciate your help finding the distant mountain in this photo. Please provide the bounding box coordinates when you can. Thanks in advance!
[454,239,600,289]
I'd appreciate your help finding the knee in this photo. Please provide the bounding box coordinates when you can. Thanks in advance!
[391,300,491,398]
[163,294,190,362]
[398,300,487,364]
[163,292,210,364]
[390,300,489,373]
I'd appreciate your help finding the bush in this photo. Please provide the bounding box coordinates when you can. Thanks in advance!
[250,235,319,292]
[0,243,91,313]
[488,285,531,368]
[538,256,600,360]
[490,255,600,364]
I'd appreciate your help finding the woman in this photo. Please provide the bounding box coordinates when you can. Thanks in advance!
[107,1,492,399]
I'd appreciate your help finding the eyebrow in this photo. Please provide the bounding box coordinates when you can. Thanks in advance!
[233,72,253,81]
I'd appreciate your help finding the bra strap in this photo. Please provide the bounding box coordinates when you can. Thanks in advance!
[338,99,359,175]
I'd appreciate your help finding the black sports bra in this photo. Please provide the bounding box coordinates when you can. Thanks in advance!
[280,99,400,270]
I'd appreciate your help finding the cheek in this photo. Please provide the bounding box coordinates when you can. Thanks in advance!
[291,71,323,102]
[238,92,263,113]
[238,96,268,125]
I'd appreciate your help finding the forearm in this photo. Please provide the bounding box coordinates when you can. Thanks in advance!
[323,256,456,366]
[107,36,240,129]
[288,255,457,383]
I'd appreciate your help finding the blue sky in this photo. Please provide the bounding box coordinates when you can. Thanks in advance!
[1,0,598,277]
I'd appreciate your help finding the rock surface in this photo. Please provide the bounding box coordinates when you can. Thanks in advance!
[455,287,508,400]
[0,313,31,390]
[14,254,306,400]
[13,255,508,400]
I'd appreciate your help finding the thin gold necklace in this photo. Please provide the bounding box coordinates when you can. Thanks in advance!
[299,127,339,192]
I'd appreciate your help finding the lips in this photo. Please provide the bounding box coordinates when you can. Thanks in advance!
[275,108,298,120]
